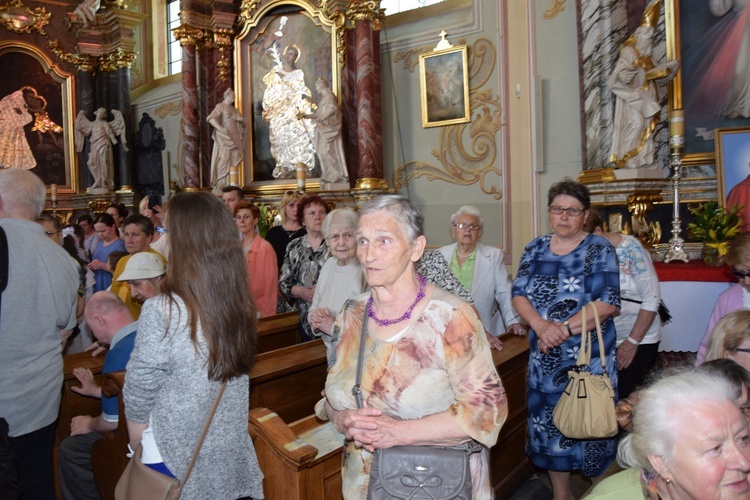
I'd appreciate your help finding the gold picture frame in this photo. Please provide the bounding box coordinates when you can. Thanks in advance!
[419,45,470,128]
[715,126,750,208]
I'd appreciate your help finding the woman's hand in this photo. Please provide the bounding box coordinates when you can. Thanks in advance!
[87,259,106,271]
[331,407,382,451]
[535,320,569,354]
[617,341,637,370]
[310,308,335,335]
[292,285,316,303]
[508,322,528,336]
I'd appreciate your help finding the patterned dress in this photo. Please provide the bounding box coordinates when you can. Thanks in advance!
[325,287,507,499]
[511,233,620,476]
[279,236,329,341]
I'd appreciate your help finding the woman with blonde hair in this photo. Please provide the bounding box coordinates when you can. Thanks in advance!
[697,232,750,363]
[705,310,750,373]
[123,191,263,499]
[266,189,306,270]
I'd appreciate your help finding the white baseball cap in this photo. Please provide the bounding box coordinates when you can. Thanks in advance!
[117,252,166,281]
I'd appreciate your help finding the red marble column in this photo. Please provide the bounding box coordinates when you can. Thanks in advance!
[199,47,216,187]
[181,43,200,188]
[355,19,382,180]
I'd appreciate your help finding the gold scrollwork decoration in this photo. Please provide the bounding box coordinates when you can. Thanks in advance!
[543,0,566,20]
[98,48,137,71]
[155,100,183,119]
[48,39,97,72]
[237,0,259,27]
[214,28,234,82]
[173,24,208,47]
[347,0,385,30]
[394,38,466,73]
[392,39,504,199]
[329,8,346,68]
[0,0,50,34]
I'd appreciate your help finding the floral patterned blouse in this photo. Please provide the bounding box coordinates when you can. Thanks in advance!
[324,286,507,499]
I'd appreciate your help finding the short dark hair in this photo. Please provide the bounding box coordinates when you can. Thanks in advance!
[547,179,591,210]
[121,214,154,237]
[582,208,603,233]
[107,251,128,269]
[37,212,61,231]
[222,185,243,197]
[297,195,329,223]
[234,200,260,220]
[107,203,129,218]
[94,213,116,227]
[77,214,94,226]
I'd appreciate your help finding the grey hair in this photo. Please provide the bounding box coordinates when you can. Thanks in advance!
[0,169,45,220]
[449,205,484,229]
[617,369,737,471]
[358,194,424,243]
[322,208,359,239]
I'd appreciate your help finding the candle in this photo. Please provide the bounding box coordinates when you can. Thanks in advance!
[50,183,57,202]
[669,109,685,151]
[229,166,239,186]
[296,163,306,192]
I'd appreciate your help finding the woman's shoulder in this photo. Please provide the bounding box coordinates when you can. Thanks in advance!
[584,468,644,499]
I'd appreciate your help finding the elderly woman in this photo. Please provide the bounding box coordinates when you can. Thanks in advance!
[583,209,661,398]
[697,232,750,364]
[585,370,750,499]
[279,195,330,341]
[512,179,620,499]
[123,192,263,499]
[438,205,526,337]
[322,195,506,499]
[309,209,366,366]
[266,190,306,270]
[704,310,750,373]
[235,201,278,317]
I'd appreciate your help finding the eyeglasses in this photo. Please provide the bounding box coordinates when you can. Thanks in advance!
[548,206,585,217]
[45,230,60,236]
[731,267,750,279]
[453,222,481,231]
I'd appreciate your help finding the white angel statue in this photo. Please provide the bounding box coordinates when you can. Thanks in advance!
[73,0,101,28]
[74,107,128,191]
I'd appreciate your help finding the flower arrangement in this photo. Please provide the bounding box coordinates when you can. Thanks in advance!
[687,201,742,265]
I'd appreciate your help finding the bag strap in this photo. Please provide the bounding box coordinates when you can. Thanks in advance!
[181,381,227,485]
[576,303,592,366]
[589,303,607,370]
[352,313,368,410]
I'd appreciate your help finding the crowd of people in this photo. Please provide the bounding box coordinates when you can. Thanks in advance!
[6,169,750,499]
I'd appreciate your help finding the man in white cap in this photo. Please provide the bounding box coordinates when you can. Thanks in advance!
[116,252,166,304]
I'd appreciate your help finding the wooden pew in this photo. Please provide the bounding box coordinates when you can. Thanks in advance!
[250,332,531,499]
[91,371,129,500]
[257,311,301,353]
[250,339,328,424]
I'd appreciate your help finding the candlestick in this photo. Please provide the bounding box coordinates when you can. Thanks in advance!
[296,163,306,192]
[50,183,57,202]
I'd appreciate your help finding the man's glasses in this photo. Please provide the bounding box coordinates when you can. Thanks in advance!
[45,230,60,236]
[548,206,585,217]
[731,267,750,279]
[453,222,481,231]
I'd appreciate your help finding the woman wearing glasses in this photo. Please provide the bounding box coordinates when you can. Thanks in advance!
[437,205,525,336]
[704,311,750,373]
[697,232,750,364]
[511,179,620,500]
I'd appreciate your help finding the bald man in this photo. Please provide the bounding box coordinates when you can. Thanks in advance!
[58,292,136,500]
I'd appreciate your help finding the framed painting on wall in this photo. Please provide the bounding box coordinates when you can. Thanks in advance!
[666,0,750,164]
[419,45,470,128]
[234,1,342,189]
[0,42,77,192]
[715,127,750,209]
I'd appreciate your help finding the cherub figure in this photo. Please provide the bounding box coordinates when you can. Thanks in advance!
[73,0,101,28]
[74,108,128,190]
[28,95,63,148]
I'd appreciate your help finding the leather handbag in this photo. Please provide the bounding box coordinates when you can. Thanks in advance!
[353,315,480,500]
[552,303,618,439]
[115,381,227,500]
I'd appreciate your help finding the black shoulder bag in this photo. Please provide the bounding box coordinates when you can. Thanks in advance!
[354,314,481,500]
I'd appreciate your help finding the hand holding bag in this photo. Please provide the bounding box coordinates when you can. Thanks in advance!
[352,314,480,500]
[115,381,227,500]
[552,303,618,439]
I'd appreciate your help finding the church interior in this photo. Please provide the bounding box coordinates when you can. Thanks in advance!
[3,0,750,497]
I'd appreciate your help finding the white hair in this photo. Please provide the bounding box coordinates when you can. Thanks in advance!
[0,169,45,220]
[449,205,484,229]
[322,208,358,239]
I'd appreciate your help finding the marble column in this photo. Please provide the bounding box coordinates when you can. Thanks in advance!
[117,66,134,189]
[181,43,200,188]
[354,19,382,180]
[199,47,217,187]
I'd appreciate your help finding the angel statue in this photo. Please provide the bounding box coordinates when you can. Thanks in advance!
[73,0,101,28]
[74,108,128,191]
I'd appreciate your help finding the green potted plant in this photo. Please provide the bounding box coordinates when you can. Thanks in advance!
[687,201,742,266]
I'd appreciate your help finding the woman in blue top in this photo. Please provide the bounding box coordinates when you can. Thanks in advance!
[511,179,620,500]
[88,213,125,292]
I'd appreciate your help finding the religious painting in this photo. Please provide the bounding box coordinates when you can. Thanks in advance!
[0,43,76,191]
[715,127,750,210]
[235,1,342,189]
[419,45,470,128]
[666,0,750,163]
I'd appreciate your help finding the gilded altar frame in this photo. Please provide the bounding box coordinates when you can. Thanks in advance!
[665,0,750,167]
[0,42,77,193]
[234,0,344,192]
